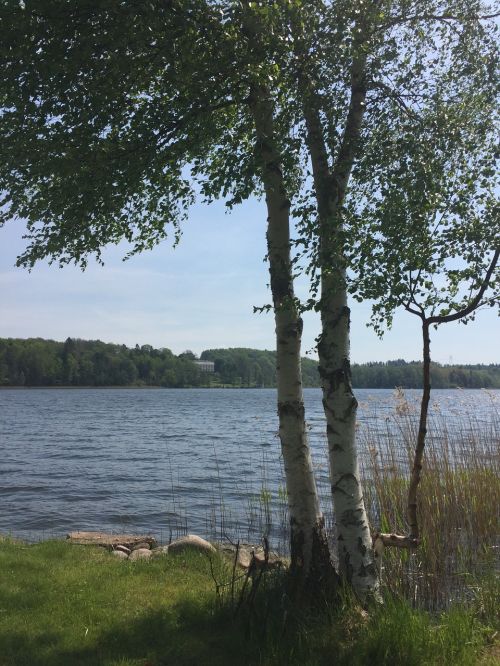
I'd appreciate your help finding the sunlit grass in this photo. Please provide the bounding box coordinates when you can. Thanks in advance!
[0,538,498,666]
[0,539,239,666]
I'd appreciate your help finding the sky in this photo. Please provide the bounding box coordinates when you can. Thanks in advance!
[0,197,498,364]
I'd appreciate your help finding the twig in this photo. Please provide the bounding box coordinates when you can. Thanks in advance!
[373,531,420,550]
[230,540,240,605]
[208,552,222,602]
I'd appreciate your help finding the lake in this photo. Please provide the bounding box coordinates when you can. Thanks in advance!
[0,387,498,545]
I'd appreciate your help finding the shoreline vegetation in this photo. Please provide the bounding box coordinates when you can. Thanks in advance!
[1,402,499,666]
[1,537,497,666]
[1,382,498,664]
[1,337,499,390]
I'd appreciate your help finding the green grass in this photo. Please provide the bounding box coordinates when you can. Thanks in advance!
[0,539,498,666]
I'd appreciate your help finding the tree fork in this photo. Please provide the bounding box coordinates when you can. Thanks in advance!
[291,5,380,599]
[247,71,335,587]
[405,248,499,541]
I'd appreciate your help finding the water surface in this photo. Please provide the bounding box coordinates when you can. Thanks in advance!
[0,387,497,543]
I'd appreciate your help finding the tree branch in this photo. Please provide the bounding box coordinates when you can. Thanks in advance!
[370,81,420,121]
[427,248,499,325]
[373,532,419,550]
[404,302,424,318]
[156,96,243,151]
[377,11,500,33]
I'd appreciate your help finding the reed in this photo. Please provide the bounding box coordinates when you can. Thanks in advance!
[359,389,499,610]
[163,389,498,612]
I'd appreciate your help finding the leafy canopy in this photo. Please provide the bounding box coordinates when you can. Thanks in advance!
[0,0,252,266]
[1,0,498,324]
[344,5,499,332]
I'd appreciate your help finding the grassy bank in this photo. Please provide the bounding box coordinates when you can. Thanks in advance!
[1,392,498,664]
[0,538,498,666]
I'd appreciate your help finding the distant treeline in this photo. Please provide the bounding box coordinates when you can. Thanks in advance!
[1,338,499,389]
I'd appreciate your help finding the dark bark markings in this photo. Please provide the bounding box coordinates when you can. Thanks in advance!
[248,77,336,589]
[292,4,380,597]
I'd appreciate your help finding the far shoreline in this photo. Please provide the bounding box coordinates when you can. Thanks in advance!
[0,385,495,390]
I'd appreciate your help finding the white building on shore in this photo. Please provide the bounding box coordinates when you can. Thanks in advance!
[193,360,215,373]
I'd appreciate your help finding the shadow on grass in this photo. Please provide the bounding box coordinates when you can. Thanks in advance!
[0,597,273,666]
[2,551,492,666]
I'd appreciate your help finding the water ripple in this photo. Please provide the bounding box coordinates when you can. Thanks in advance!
[0,387,497,543]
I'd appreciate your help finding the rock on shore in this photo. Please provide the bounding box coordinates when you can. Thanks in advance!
[66,531,157,550]
[66,531,286,570]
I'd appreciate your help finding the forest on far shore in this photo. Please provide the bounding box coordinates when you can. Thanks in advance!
[1,337,498,390]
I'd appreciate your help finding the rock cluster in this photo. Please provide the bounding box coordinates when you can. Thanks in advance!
[67,531,216,561]
[113,535,216,560]
[219,542,284,570]
[66,530,286,570]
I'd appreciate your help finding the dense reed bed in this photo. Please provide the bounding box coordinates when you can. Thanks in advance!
[360,389,499,610]
[198,389,499,612]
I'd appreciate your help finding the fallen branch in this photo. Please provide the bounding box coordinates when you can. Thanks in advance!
[373,532,420,552]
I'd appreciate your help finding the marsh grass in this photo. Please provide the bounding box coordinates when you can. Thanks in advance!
[207,389,499,611]
[360,389,499,610]
[0,538,497,666]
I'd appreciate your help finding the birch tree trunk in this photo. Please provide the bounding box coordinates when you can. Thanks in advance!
[296,18,380,599]
[248,82,335,592]
[407,321,431,540]
[317,275,379,598]
[405,250,499,541]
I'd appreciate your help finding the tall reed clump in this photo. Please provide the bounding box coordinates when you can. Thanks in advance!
[359,389,499,611]
[173,389,498,613]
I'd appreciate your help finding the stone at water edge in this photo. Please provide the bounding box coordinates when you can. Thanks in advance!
[114,545,131,555]
[112,550,129,560]
[220,543,285,570]
[151,545,170,557]
[236,547,252,569]
[219,543,253,569]
[253,550,283,569]
[129,548,152,561]
[67,531,157,550]
[167,535,216,555]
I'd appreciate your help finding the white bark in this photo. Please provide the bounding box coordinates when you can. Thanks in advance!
[318,279,379,597]
[248,82,333,586]
[295,10,380,598]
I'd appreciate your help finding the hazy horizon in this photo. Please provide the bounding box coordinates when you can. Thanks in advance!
[1,197,498,365]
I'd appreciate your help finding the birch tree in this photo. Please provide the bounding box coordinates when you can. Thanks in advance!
[285,0,383,599]
[238,3,335,588]
[347,67,499,542]
[0,0,334,588]
[279,0,499,597]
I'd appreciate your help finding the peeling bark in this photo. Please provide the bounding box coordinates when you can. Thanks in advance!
[294,10,380,599]
[248,82,336,592]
